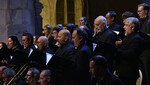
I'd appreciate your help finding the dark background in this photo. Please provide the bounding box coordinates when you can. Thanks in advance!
[34,0,150,34]
[86,0,149,29]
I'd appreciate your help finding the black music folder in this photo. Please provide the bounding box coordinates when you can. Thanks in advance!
[93,40,117,59]
[47,55,74,70]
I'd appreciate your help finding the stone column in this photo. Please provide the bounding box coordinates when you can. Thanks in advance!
[0,0,35,43]
[39,0,57,28]
[34,0,43,36]
[74,0,83,26]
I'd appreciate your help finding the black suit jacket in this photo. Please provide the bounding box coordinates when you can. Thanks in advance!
[22,44,36,55]
[47,42,75,85]
[94,28,116,45]
[72,43,92,85]
[109,22,122,32]
[28,49,46,71]
[92,72,123,85]
[55,42,75,61]
[116,32,143,78]
[109,22,124,40]
[9,49,28,65]
[140,16,150,34]
[40,47,54,70]
[93,40,117,73]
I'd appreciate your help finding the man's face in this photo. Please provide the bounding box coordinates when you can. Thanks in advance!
[94,18,105,34]
[2,73,12,84]
[89,60,105,79]
[43,27,50,37]
[137,6,147,18]
[89,61,99,78]
[72,30,80,47]
[22,36,30,49]
[33,36,37,45]
[79,17,86,25]
[53,30,58,40]
[0,66,6,79]
[8,38,15,49]
[123,21,133,36]
[57,31,67,44]
[25,71,33,84]
[37,37,45,51]
[105,13,113,26]
[39,72,50,85]
[0,43,2,49]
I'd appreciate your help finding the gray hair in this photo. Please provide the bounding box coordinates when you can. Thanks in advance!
[97,16,108,28]
[2,68,15,77]
[44,24,53,31]
[28,68,40,80]
[42,69,51,78]
[125,17,140,32]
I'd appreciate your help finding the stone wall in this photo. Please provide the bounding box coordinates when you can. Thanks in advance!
[0,0,35,43]
[34,0,43,36]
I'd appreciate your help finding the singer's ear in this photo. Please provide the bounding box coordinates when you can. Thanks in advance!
[131,25,135,32]
[103,23,106,27]
[47,77,51,82]
[111,17,114,21]
[0,43,3,49]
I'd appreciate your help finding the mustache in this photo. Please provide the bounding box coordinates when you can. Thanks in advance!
[94,28,101,33]
[93,28,101,37]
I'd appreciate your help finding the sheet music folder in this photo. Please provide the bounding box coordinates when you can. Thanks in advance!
[93,40,117,58]
[47,55,74,70]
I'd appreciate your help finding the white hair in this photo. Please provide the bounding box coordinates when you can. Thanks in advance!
[97,16,108,28]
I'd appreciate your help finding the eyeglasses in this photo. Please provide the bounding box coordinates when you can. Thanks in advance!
[137,9,144,13]
[124,24,131,27]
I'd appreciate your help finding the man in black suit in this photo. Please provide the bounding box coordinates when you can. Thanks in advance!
[53,29,75,85]
[89,55,123,85]
[137,3,150,85]
[22,33,36,57]
[55,29,75,60]
[116,11,135,46]
[72,28,92,85]
[93,16,116,45]
[93,16,117,73]
[36,36,54,69]
[43,24,57,53]
[137,3,150,35]
[2,68,26,85]
[22,33,45,71]
[105,11,123,39]
[116,17,143,85]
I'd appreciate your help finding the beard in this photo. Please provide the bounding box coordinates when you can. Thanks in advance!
[93,28,104,37]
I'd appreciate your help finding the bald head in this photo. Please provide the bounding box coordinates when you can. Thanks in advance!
[57,29,71,44]
[39,69,51,85]
[0,66,6,71]
[60,29,71,38]
[37,36,48,51]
